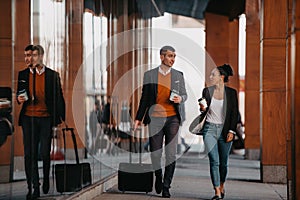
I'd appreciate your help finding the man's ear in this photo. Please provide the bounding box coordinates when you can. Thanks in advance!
[160,54,164,60]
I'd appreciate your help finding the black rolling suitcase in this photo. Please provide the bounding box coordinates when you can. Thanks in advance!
[55,127,92,193]
[118,128,153,193]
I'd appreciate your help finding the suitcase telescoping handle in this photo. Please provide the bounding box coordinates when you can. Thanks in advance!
[62,127,80,165]
[129,128,142,164]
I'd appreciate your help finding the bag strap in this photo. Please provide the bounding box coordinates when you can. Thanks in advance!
[62,127,80,164]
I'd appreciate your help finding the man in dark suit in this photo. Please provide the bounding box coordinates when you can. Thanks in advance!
[134,46,187,198]
[17,45,65,199]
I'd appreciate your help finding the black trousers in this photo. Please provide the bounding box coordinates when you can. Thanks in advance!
[149,115,179,189]
[22,116,52,190]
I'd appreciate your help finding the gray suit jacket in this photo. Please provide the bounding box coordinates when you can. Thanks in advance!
[135,67,187,125]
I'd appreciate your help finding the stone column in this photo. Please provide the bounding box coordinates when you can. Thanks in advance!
[290,0,300,198]
[12,0,32,178]
[244,0,260,160]
[286,0,293,197]
[260,0,288,183]
[0,0,13,183]
[205,12,239,91]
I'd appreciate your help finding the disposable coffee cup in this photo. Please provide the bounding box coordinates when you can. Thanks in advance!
[198,97,207,109]
[18,89,28,101]
[169,90,179,101]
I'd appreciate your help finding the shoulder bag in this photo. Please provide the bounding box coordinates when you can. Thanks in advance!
[189,112,207,135]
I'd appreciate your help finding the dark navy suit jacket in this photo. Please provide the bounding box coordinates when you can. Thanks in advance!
[135,67,187,125]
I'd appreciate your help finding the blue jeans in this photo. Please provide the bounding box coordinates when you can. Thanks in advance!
[202,122,232,188]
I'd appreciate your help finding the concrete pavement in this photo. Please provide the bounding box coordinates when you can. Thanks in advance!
[0,151,287,200]
[93,153,287,200]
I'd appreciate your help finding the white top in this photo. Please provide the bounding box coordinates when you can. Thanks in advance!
[206,97,224,124]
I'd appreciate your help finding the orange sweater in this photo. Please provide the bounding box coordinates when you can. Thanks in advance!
[25,72,50,117]
[151,73,176,117]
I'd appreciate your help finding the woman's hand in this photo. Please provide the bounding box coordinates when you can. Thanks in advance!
[199,104,206,112]
[226,132,234,142]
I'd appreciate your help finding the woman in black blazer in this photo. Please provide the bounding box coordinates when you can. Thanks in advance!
[199,64,238,200]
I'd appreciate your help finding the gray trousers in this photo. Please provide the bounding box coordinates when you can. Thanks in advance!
[149,115,179,189]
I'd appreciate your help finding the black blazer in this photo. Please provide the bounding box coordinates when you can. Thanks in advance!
[202,85,238,139]
[135,67,187,125]
[17,67,66,126]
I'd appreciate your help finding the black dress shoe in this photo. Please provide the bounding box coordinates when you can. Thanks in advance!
[42,177,49,194]
[211,195,221,200]
[32,189,40,200]
[162,188,171,198]
[155,176,163,194]
[26,191,32,200]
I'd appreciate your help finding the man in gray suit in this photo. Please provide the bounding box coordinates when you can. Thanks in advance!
[134,46,187,198]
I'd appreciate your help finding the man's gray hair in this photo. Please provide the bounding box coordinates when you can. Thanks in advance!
[32,45,44,55]
[160,46,175,55]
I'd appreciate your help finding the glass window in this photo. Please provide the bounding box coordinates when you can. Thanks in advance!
[31,0,66,77]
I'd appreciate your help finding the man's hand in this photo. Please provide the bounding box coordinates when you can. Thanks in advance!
[17,95,26,104]
[172,95,182,104]
[133,120,141,131]
[133,120,141,140]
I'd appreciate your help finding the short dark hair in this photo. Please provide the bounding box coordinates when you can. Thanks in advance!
[160,45,175,55]
[217,64,234,83]
[32,45,44,55]
[24,45,33,51]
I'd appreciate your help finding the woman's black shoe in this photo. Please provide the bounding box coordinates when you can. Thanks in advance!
[211,195,221,200]
[221,190,225,199]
